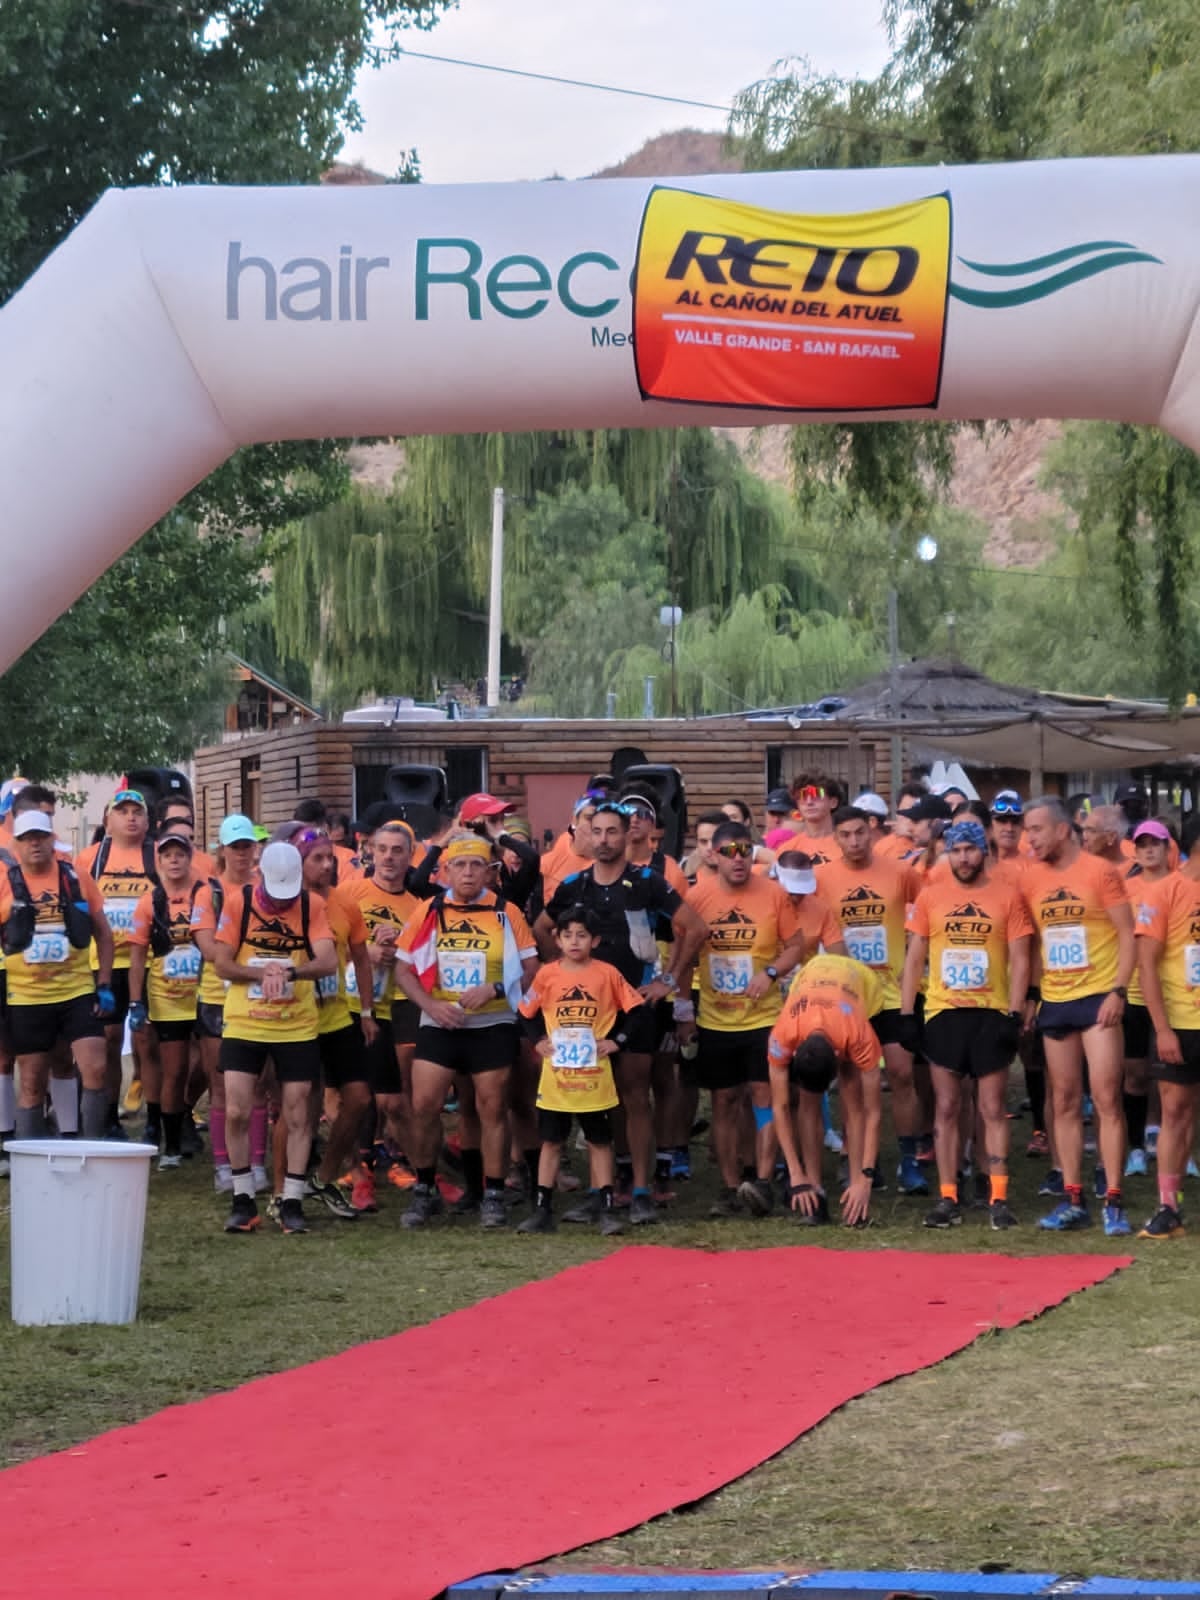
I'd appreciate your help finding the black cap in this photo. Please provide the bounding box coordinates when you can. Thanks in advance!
[908,794,954,822]
[1113,782,1146,805]
[765,788,794,813]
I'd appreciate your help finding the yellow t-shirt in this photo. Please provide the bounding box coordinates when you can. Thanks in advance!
[190,878,238,1009]
[0,862,104,1006]
[1133,871,1200,1031]
[315,883,370,1036]
[814,855,922,1011]
[215,887,333,1044]
[77,838,157,972]
[336,875,418,1021]
[686,873,802,1031]
[906,872,1034,1021]
[129,882,203,1023]
[1021,852,1130,1003]
[394,890,537,1021]
[518,958,644,1112]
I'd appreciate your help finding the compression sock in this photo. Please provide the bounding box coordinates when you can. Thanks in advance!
[48,1076,79,1135]
[144,1100,161,1142]
[81,1089,108,1139]
[14,1105,47,1139]
[209,1107,228,1166]
[1025,1065,1047,1133]
[1124,1091,1148,1150]
[162,1111,183,1157]
[990,1173,1009,1203]
[460,1146,484,1199]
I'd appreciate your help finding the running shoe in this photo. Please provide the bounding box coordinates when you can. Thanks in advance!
[479,1190,508,1229]
[516,1206,556,1234]
[1188,1158,1200,1179]
[989,1200,1018,1231]
[923,1196,963,1229]
[793,1192,831,1227]
[598,1210,625,1237]
[386,1161,417,1190]
[1025,1130,1050,1157]
[310,1178,358,1220]
[897,1155,929,1196]
[1038,1168,1065,1197]
[213,1164,234,1194]
[1124,1148,1148,1178]
[350,1167,378,1214]
[224,1194,260,1233]
[1102,1203,1133,1237]
[120,1080,144,1118]
[670,1147,691,1179]
[401,1182,444,1228]
[277,1198,308,1234]
[562,1192,601,1224]
[157,1153,182,1172]
[1038,1200,1091,1231]
[629,1191,659,1226]
[1138,1204,1185,1240]
[709,1187,743,1218]
[823,1127,845,1154]
[737,1177,774,1217]
[251,1164,270,1194]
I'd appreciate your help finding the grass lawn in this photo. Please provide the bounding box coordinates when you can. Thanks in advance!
[0,1109,1196,1581]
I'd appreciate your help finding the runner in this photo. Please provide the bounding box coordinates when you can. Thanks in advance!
[816,805,927,1193]
[213,841,336,1234]
[786,774,843,866]
[1124,819,1175,1176]
[767,953,883,1227]
[1133,850,1200,1238]
[154,796,218,878]
[852,792,891,848]
[901,818,1034,1230]
[683,809,730,883]
[394,833,539,1230]
[127,831,205,1168]
[0,810,115,1138]
[684,819,806,1218]
[539,793,600,903]
[536,800,708,1224]
[77,787,159,1137]
[1022,796,1136,1235]
[515,907,646,1235]
[191,815,264,1193]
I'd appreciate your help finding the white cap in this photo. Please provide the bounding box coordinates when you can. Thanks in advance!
[777,865,817,896]
[259,841,303,900]
[13,810,53,838]
[853,792,889,819]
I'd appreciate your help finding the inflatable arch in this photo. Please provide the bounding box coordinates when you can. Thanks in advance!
[2,153,1200,671]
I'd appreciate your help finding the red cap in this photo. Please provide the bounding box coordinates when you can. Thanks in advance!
[459,792,515,823]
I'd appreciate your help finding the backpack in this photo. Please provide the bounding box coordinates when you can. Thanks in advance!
[93,835,158,886]
[148,878,208,959]
[1,855,93,957]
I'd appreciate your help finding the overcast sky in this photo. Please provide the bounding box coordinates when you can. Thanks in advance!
[341,0,892,184]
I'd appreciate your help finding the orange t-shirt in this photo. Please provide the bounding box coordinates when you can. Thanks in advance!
[815,852,923,1009]
[1021,850,1130,1003]
[215,888,333,1042]
[687,873,802,1031]
[315,882,371,1034]
[129,879,204,1022]
[767,953,883,1075]
[906,871,1034,1020]
[77,838,157,969]
[0,862,105,1005]
[519,957,645,1112]
[787,891,847,968]
[541,833,592,900]
[874,831,915,861]
[1132,870,1200,1030]
[191,874,252,1008]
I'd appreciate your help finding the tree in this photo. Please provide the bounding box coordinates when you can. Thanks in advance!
[0,0,448,771]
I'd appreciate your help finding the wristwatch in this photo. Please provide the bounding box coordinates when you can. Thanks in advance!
[661,972,679,992]
[1111,986,1128,1001]
[765,965,780,982]
[861,1165,879,1180]
[493,980,506,999]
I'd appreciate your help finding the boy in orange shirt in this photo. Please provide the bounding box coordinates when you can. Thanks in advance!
[516,908,646,1236]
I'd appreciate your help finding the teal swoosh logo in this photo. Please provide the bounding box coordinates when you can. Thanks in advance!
[948,239,1161,308]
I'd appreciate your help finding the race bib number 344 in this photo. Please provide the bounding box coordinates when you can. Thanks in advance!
[437,950,486,994]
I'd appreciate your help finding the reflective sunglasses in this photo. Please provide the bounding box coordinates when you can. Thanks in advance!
[716,840,753,859]
[797,785,827,801]
[991,798,1024,818]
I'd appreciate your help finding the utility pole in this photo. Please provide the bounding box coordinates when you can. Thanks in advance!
[486,486,504,709]
[888,523,902,800]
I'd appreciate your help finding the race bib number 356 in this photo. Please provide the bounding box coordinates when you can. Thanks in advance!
[845,925,887,968]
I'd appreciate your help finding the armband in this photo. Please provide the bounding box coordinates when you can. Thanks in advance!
[672,999,695,1022]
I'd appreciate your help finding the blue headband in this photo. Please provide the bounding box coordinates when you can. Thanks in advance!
[945,819,987,852]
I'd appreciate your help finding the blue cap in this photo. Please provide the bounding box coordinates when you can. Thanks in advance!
[218,813,258,846]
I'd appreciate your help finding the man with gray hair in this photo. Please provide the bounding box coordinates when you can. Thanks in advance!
[1021,796,1136,1235]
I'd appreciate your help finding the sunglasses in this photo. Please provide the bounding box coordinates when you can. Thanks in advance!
[797,786,827,801]
[992,799,1024,818]
[716,840,753,859]
[626,805,656,822]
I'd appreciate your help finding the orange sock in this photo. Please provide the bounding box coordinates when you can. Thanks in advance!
[990,1173,1009,1203]
[940,1182,958,1201]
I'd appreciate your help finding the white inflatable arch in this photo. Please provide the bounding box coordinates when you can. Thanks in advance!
[2,154,1200,671]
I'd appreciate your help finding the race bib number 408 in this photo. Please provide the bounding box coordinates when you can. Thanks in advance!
[1044,925,1089,973]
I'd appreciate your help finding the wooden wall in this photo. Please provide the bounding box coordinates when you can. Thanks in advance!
[193,719,892,847]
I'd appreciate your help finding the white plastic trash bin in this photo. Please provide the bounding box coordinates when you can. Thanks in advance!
[7,1140,157,1326]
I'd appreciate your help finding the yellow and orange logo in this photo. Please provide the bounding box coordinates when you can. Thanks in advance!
[633,188,952,412]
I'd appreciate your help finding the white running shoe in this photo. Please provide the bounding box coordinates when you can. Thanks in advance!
[824,1128,845,1153]
[213,1164,234,1194]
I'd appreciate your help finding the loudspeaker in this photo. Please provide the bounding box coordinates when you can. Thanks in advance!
[621,763,687,859]
[124,767,192,816]
[384,765,448,812]
[609,747,648,785]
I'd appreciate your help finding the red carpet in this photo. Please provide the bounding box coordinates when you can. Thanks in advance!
[0,1245,1126,1600]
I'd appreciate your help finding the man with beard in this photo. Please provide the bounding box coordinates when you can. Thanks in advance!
[901,819,1034,1230]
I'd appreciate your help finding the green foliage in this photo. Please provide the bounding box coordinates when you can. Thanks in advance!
[0,516,260,780]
